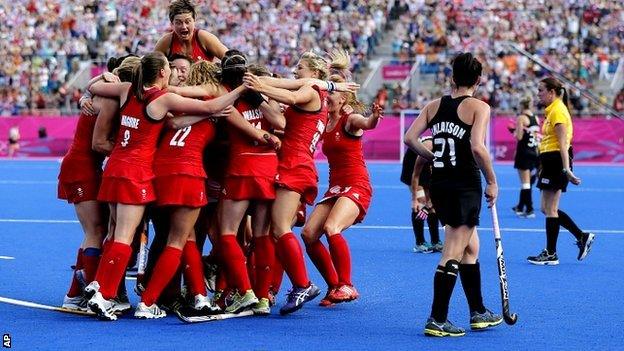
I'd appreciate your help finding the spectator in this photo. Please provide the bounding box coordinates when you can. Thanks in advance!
[614,89,624,112]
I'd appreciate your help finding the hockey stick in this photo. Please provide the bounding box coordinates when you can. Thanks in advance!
[490,204,518,325]
[135,216,149,294]
[0,296,94,316]
[175,307,254,323]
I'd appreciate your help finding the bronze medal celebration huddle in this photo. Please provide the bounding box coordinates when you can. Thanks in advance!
[57,0,594,337]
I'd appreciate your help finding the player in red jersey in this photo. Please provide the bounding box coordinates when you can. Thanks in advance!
[302,72,382,307]
[58,56,140,312]
[82,52,245,321]
[242,50,354,315]
[155,0,227,62]
[217,58,285,315]
[136,61,226,318]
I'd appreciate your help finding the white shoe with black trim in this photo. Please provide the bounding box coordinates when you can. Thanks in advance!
[193,294,220,313]
[134,302,166,319]
[87,292,118,321]
[62,295,88,312]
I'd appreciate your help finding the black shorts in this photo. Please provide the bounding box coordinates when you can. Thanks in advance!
[8,138,18,145]
[429,184,482,227]
[514,150,538,170]
[400,149,417,186]
[537,151,572,192]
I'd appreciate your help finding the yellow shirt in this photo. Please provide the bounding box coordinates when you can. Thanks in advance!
[539,98,573,153]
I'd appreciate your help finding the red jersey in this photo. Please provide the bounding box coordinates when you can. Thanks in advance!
[104,86,166,181]
[169,29,214,62]
[59,112,105,180]
[230,99,275,155]
[280,85,328,164]
[322,112,370,186]
[226,99,278,178]
[154,118,216,178]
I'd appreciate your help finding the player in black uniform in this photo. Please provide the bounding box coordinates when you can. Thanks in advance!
[405,53,502,337]
[400,138,442,253]
[511,96,539,218]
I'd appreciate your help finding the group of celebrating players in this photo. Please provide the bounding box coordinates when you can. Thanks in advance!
[57,0,381,322]
[56,0,595,337]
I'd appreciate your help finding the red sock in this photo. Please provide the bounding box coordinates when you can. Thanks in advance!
[253,236,275,299]
[271,250,284,293]
[67,248,84,297]
[305,240,339,288]
[82,255,100,285]
[220,235,252,292]
[102,238,112,252]
[182,241,207,296]
[216,268,228,292]
[141,246,183,306]
[95,242,132,299]
[276,232,309,288]
[328,234,352,285]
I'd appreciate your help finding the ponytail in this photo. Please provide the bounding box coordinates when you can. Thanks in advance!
[132,63,144,101]
[131,52,168,101]
[328,49,352,80]
[561,87,569,109]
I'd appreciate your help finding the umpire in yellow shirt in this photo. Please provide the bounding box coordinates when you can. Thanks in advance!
[527,77,595,265]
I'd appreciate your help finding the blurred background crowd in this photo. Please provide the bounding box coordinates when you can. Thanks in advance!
[0,0,622,116]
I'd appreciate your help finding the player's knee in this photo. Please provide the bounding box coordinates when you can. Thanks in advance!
[300,228,317,245]
[436,259,460,276]
[322,222,342,236]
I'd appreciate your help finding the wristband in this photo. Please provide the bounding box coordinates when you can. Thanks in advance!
[562,169,568,175]
[416,189,425,198]
[326,81,335,92]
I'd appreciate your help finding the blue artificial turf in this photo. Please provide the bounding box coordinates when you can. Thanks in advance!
[0,160,622,350]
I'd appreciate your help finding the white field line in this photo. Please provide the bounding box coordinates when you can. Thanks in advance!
[0,218,622,234]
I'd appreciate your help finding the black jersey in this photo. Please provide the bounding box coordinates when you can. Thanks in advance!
[516,113,539,156]
[426,95,481,188]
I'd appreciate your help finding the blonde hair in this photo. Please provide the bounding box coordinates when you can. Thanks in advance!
[187,60,220,87]
[327,49,352,80]
[519,95,533,110]
[112,56,141,83]
[299,49,351,80]
[329,74,365,113]
[247,63,272,77]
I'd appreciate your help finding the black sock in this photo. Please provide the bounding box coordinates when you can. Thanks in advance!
[521,189,533,212]
[411,210,425,245]
[516,190,524,210]
[557,210,584,240]
[546,217,560,254]
[427,212,440,244]
[431,261,458,322]
[459,262,486,314]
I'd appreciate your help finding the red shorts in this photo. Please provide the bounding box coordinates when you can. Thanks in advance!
[318,183,372,223]
[222,176,276,201]
[275,163,318,205]
[58,154,102,203]
[97,177,155,205]
[154,174,207,207]
[57,178,101,204]
[227,153,278,178]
